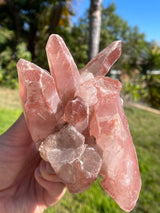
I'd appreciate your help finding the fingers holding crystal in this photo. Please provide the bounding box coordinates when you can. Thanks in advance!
[34,161,66,207]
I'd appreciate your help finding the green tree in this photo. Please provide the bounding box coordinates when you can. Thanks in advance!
[0,0,74,87]
[141,41,160,73]
[100,3,147,72]
[100,2,130,48]
[140,42,160,109]
[0,0,74,60]
[122,26,146,71]
[0,28,31,88]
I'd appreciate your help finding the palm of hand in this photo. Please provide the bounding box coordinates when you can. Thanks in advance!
[0,114,66,213]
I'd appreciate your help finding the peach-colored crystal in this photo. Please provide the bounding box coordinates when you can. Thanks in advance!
[64,97,89,134]
[75,78,98,106]
[89,76,141,212]
[67,146,102,193]
[17,34,141,212]
[39,124,85,168]
[46,34,81,106]
[17,59,62,144]
[80,40,121,76]
[39,124,102,193]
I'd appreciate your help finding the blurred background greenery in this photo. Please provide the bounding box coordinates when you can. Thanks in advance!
[0,0,160,108]
[0,0,160,212]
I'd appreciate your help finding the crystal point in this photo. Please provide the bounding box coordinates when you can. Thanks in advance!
[80,40,121,77]
[17,59,62,145]
[90,76,141,211]
[46,34,81,106]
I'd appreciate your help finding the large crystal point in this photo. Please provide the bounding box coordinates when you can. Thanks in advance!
[90,76,141,212]
[17,59,62,145]
[46,34,81,106]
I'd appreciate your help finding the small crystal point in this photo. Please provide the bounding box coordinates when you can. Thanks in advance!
[64,97,89,134]
[80,40,121,77]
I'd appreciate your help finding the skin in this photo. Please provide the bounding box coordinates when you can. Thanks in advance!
[0,114,66,213]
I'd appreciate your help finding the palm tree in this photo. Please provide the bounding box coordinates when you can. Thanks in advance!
[89,0,102,60]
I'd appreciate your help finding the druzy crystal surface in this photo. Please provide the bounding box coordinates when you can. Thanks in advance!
[17,34,141,212]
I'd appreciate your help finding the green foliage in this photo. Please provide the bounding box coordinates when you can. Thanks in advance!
[121,25,146,71]
[0,27,14,45]
[121,74,148,102]
[122,81,141,102]
[121,73,160,110]
[141,42,160,73]
[67,22,89,69]
[100,3,130,48]
[0,28,31,88]
[147,75,160,109]
[0,0,75,71]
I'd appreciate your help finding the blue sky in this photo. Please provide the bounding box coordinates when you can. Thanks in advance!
[72,0,160,43]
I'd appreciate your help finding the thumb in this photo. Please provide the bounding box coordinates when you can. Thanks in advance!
[1,113,33,146]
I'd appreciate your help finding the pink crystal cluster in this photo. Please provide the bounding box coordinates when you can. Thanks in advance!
[17,34,141,212]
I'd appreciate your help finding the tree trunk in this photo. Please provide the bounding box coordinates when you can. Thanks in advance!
[48,1,64,34]
[27,22,37,60]
[5,0,20,45]
[89,0,102,60]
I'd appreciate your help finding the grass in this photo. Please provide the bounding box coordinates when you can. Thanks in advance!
[125,107,160,213]
[0,109,22,134]
[0,87,21,110]
[0,87,22,134]
[0,87,160,213]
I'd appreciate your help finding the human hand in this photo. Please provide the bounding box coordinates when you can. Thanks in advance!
[0,114,66,213]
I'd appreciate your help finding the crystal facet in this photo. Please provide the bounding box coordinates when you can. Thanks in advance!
[64,97,89,134]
